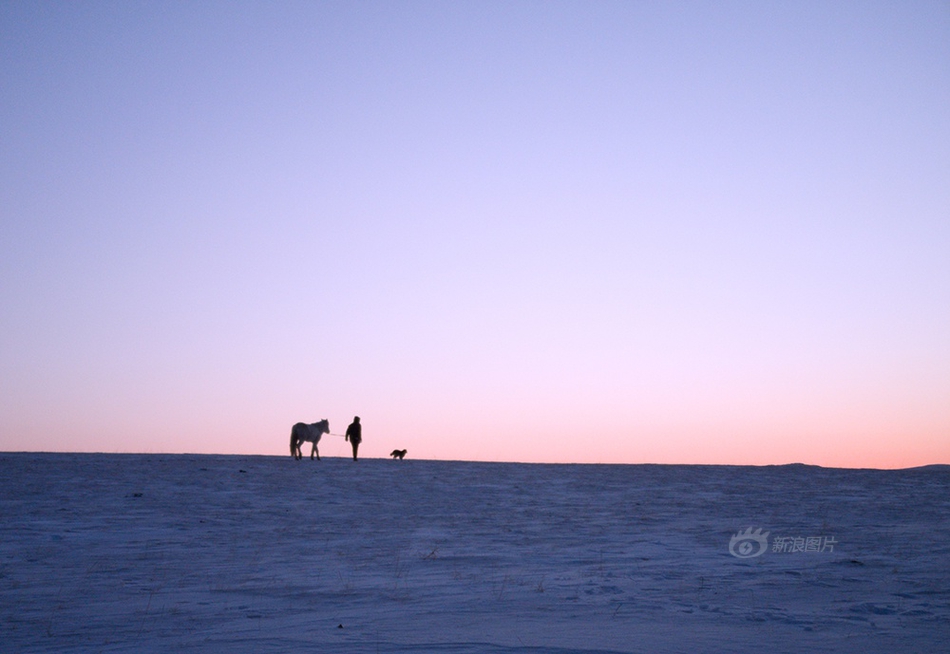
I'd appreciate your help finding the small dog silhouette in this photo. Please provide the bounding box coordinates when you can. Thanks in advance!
[390,449,407,460]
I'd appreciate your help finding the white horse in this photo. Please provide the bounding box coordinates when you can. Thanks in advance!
[290,420,330,460]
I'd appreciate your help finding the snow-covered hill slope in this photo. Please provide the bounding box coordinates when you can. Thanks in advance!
[2,453,947,652]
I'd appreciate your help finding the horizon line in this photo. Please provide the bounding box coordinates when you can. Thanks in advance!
[2,450,947,472]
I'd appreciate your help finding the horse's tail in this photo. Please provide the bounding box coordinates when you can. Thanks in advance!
[289,427,297,456]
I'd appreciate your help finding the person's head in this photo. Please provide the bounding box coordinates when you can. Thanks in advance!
[353,416,360,423]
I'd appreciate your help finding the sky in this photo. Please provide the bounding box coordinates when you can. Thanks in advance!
[1,1,948,467]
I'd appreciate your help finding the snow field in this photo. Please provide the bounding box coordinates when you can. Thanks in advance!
[1,453,948,653]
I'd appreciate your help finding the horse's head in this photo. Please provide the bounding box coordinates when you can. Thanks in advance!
[321,419,330,433]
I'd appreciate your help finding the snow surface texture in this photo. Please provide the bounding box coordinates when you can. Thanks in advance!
[1,454,948,653]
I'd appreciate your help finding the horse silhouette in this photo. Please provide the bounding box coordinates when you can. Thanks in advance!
[290,420,330,460]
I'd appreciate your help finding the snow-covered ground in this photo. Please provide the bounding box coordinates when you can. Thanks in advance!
[1,453,947,653]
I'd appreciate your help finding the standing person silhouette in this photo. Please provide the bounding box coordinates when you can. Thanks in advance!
[345,416,362,461]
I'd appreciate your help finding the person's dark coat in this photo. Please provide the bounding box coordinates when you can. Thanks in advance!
[345,420,362,444]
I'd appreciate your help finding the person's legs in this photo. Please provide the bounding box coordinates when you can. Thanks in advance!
[352,441,360,461]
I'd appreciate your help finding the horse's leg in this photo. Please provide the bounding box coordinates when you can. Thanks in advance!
[313,442,320,461]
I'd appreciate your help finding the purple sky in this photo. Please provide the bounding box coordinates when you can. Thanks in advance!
[2,1,948,466]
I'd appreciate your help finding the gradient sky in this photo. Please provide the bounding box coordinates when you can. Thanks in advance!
[2,1,948,467]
